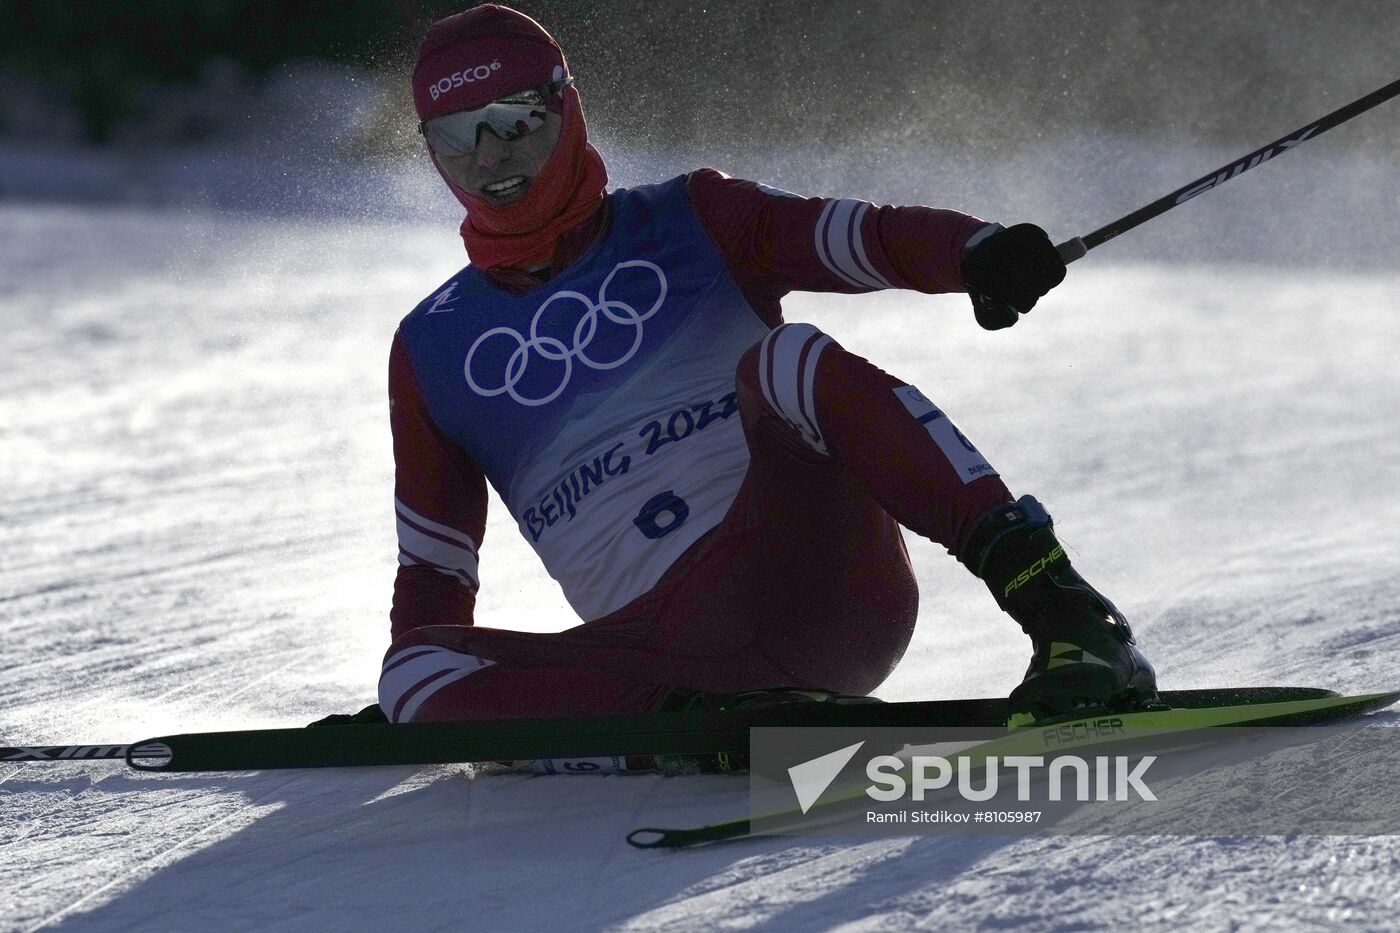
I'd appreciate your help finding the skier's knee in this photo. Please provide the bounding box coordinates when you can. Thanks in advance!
[378,644,496,723]
[740,323,838,455]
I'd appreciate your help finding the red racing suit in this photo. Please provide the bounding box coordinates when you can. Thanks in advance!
[380,169,1014,722]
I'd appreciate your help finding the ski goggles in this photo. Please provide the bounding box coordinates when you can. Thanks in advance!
[419,78,573,158]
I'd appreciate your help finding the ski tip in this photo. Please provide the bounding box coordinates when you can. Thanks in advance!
[1357,689,1400,708]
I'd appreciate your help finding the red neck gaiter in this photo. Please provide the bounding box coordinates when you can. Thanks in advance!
[453,86,607,272]
[412,5,608,273]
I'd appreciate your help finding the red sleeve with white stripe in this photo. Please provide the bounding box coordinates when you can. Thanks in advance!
[684,168,992,325]
[389,331,488,639]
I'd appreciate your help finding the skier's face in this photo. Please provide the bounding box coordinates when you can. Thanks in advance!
[431,109,562,207]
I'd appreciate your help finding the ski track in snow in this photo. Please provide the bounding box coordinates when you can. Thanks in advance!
[2,201,1398,932]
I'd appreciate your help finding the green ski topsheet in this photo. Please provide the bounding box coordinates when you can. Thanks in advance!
[123,685,1395,772]
[625,687,1400,848]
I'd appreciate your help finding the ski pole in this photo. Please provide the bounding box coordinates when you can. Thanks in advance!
[1056,77,1400,264]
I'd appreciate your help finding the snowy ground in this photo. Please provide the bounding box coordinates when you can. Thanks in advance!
[3,194,1399,932]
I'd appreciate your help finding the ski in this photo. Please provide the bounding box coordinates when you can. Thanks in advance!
[2,743,136,763]
[111,686,1373,771]
[0,686,1382,774]
[624,688,1400,849]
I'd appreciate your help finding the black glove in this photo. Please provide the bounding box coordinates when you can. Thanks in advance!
[307,703,389,727]
[959,223,1066,330]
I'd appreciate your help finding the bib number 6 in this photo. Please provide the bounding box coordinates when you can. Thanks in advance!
[633,490,689,539]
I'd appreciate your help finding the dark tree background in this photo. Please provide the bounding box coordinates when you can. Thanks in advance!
[2,0,1396,155]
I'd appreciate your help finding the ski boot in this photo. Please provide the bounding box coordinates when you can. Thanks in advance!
[959,495,1159,726]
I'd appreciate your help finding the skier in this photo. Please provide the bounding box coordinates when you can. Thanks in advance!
[379,4,1157,729]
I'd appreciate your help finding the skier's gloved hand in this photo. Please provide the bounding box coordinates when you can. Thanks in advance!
[307,703,388,728]
[959,223,1066,330]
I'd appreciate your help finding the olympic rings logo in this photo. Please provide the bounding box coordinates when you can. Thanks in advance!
[464,260,668,407]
